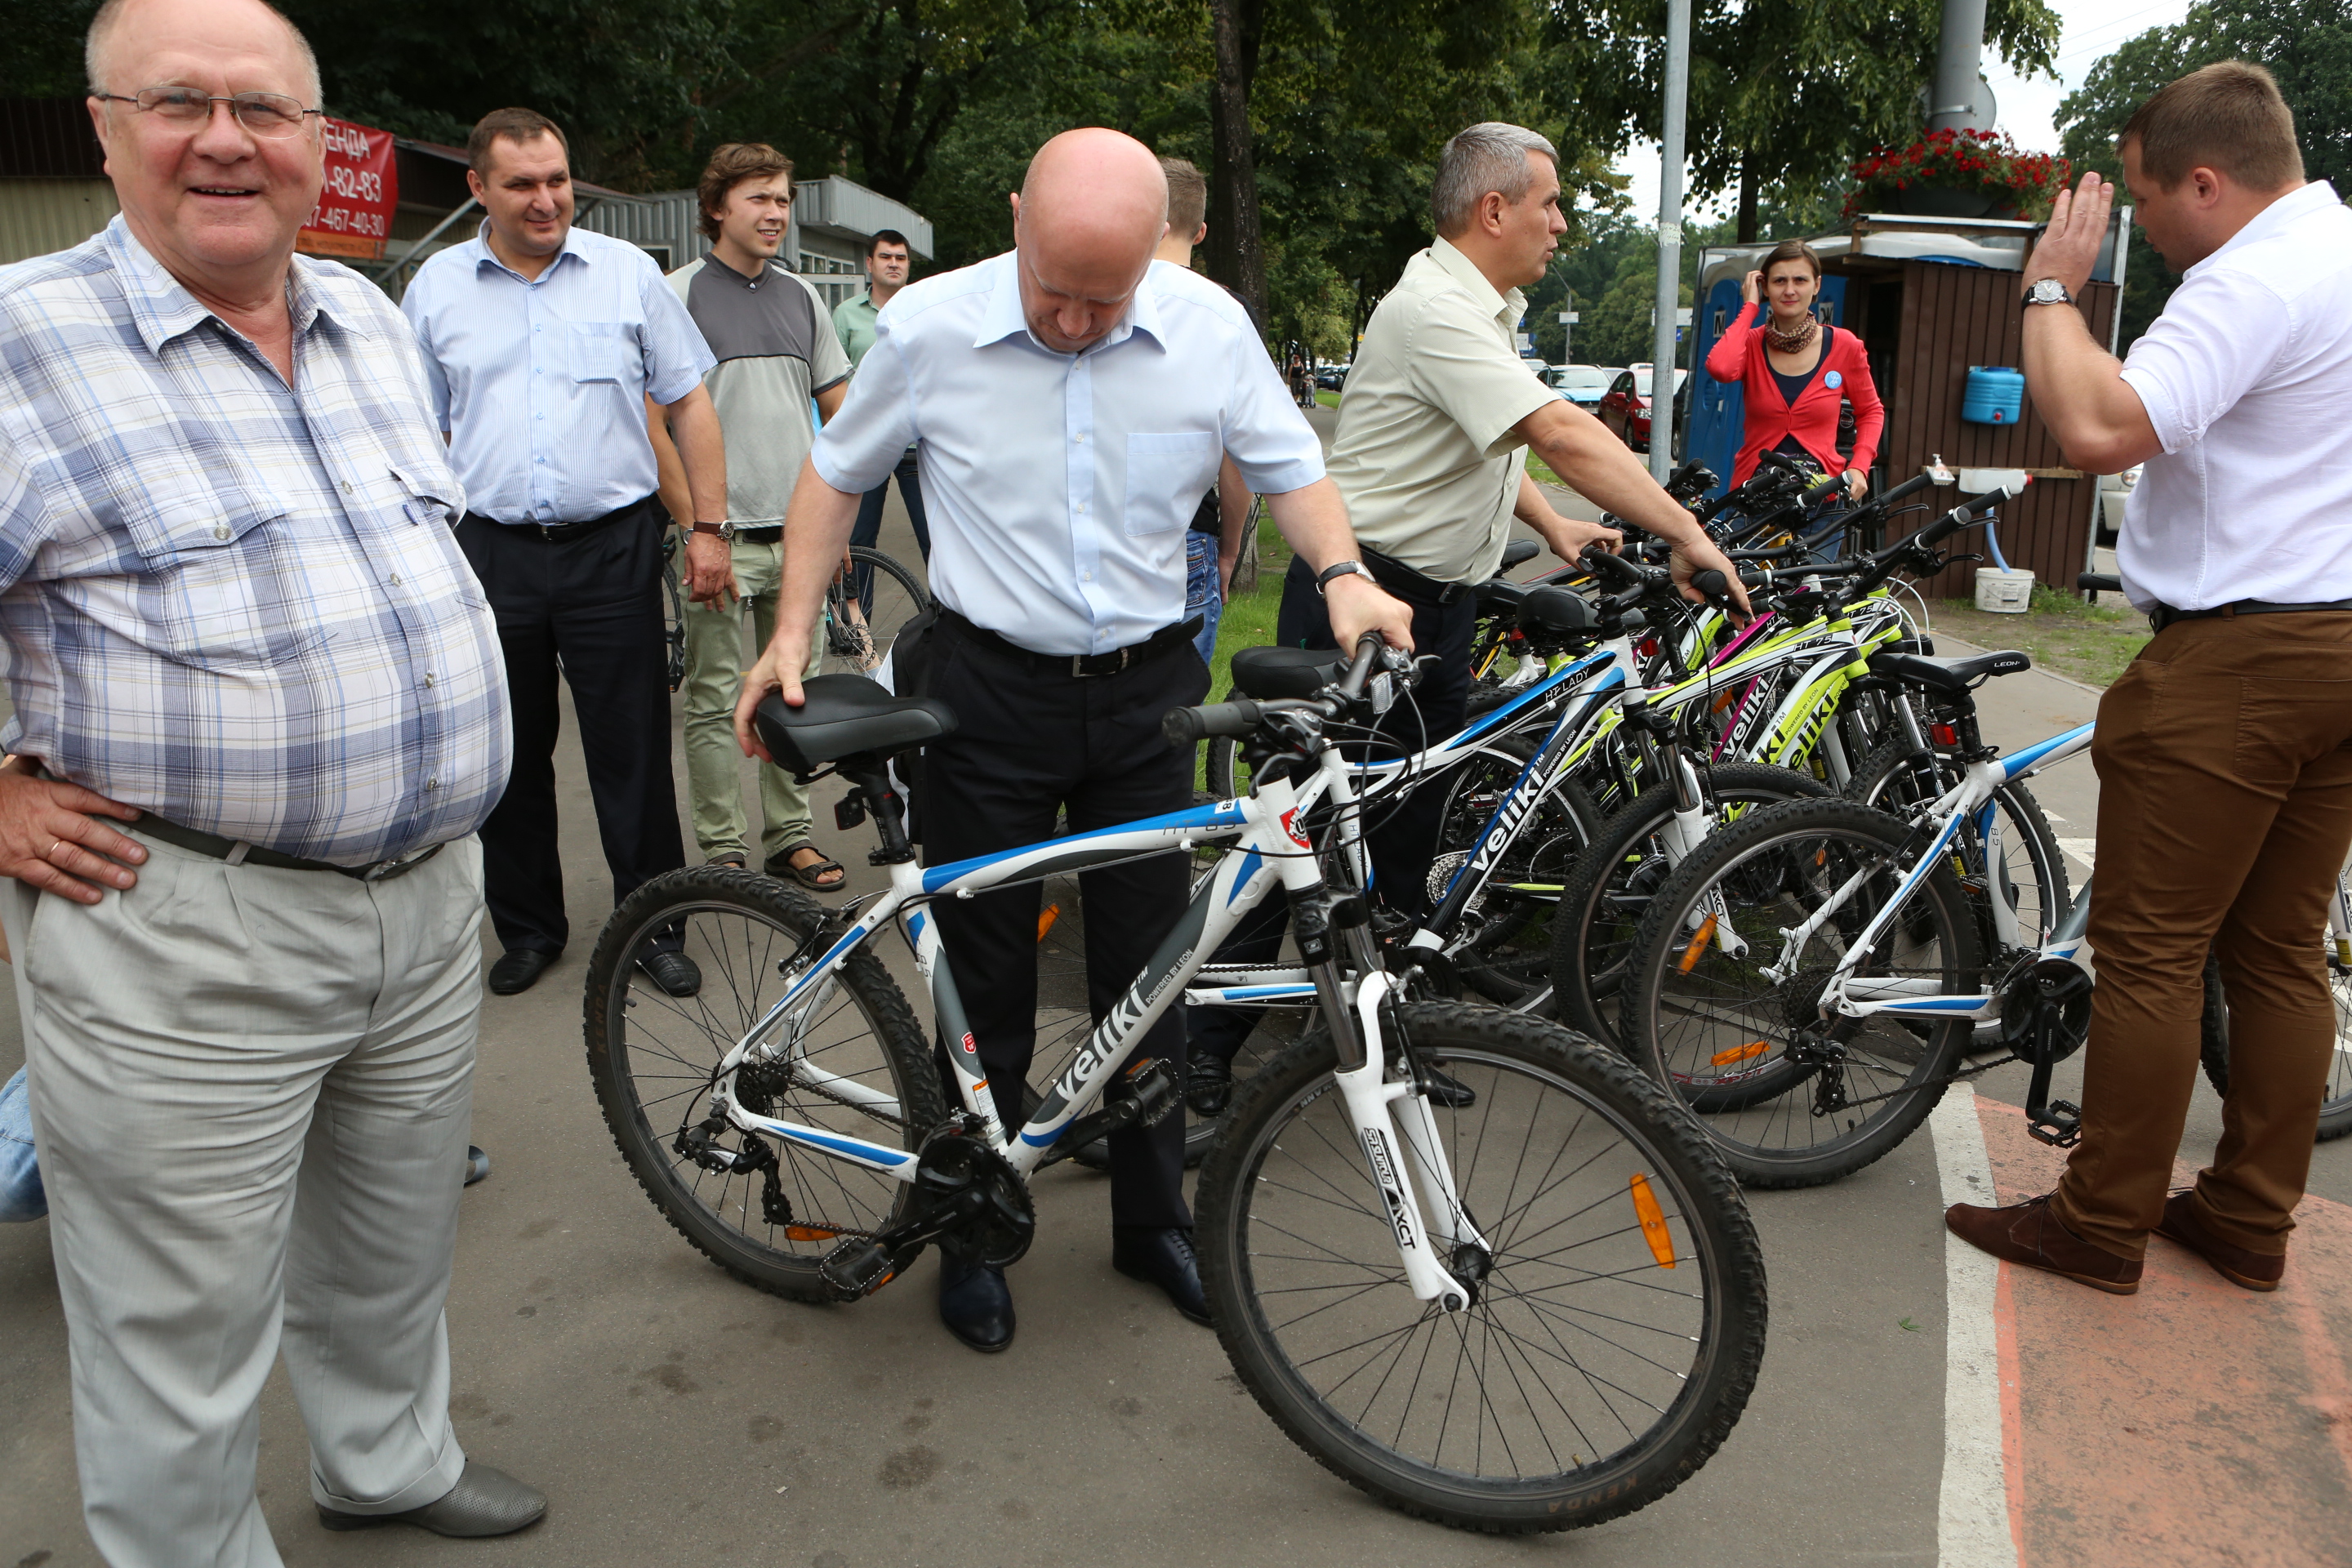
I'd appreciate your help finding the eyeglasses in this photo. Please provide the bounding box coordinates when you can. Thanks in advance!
[93,87,323,139]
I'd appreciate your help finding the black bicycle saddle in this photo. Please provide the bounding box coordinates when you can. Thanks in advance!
[755,675,958,772]
[1228,645,1348,700]
[1867,648,2031,694]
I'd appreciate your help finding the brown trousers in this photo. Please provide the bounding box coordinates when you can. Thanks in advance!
[2051,612,2352,1260]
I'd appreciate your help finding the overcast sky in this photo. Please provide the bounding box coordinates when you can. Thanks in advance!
[1597,0,2194,223]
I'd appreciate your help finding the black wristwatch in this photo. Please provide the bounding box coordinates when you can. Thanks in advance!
[1316,560,1376,595]
[2020,278,2074,308]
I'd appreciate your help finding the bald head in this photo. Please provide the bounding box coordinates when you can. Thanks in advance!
[87,0,322,105]
[1009,129,1169,354]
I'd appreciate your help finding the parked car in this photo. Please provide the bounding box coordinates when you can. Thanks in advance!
[1598,367,1687,453]
[1315,363,1349,391]
[1546,363,1615,408]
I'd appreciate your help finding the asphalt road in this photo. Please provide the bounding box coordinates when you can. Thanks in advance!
[5,415,2347,1566]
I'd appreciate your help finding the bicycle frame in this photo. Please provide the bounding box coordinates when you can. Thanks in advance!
[683,764,1489,1310]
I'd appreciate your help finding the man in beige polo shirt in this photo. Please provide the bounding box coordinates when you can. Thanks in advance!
[1294,120,1745,918]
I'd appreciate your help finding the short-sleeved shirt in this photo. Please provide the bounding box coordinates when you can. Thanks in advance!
[812,252,1323,657]
[2115,180,2352,612]
[833,289,882,371]
[400,224,715,526]
[0,218,510,864]
[1325,237,1556,583]
[669,256,849,527]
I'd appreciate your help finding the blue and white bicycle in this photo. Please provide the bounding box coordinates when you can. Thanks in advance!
[584,640,1766,1531]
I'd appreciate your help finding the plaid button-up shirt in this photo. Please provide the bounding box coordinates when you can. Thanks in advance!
[0,218,511,865]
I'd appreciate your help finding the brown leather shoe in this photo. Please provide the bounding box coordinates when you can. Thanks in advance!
[1945,1193,2143,1294]
[2155,1190,2284,1292]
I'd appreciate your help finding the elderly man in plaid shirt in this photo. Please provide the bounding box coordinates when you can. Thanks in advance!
[0,0,546,1560]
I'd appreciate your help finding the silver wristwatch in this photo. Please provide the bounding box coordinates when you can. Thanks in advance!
[2020,278,2074,308]
[1316,560,1377,596]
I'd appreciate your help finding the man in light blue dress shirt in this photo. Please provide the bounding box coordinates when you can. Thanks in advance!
[733,129,1410,1352]
[403,108,728,1000]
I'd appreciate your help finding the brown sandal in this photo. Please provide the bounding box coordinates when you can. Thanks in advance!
[766,842,845,891]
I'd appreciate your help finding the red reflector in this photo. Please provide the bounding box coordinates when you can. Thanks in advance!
[1931,723,1958,746]
[1637,636,1659,657]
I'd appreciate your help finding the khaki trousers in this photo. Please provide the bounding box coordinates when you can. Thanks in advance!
[2050,613,2352,1259]
[10,831,486,1568]
[679,536,822,863]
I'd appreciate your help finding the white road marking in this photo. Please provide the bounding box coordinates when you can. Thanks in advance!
[2056,838,2097,871]
[1930,1093,2018,1568]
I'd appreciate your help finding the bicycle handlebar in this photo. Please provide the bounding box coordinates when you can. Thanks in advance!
[1161,698,1266,746]
[2078,572,2123,593]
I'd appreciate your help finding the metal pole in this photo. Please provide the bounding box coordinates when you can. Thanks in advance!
[1928,0,1989,132]
[1648,0,1690,483]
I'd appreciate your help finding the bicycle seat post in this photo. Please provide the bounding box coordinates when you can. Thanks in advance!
[835,758,916,866]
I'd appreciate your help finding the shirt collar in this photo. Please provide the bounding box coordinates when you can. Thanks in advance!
[102,215,365,354]
[703,250,774,287]
[470,219,590,283]
[2187,180,2339,278]
[1427,235,1526,324]
[972,248,1163,354]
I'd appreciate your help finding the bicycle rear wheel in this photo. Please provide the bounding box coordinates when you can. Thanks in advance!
[1196,1003,1766,1533]
[831,546,930,676]
[1619,798,1980,1187]
[2199,944,2352,1143]
[584,866,945,1301]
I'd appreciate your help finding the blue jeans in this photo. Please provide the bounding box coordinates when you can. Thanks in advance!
[1186,532,1223,666]
[1,1065,45,1222]
[851,448,930,564]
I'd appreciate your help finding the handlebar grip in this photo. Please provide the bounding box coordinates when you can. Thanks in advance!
[1917,504,1976,548]
[1879,473,1933,508]
[1161,699,1263,748]
[1803,472,1845,502]
[1691,568,1729,600]
[1970,484,2018,512]
[2078,572,2123,593]
[1579,544,1650,587]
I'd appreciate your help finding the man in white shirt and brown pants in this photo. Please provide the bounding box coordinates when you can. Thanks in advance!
[1948,63,2352,1295]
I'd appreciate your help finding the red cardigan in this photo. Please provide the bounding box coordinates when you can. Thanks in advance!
[1704,301,1884,488]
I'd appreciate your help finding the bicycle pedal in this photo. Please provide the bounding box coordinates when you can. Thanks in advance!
[817,1237,902,1300]
[2025,1099,2082,1147]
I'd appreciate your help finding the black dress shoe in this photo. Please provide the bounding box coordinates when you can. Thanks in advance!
[318,1461,546,1537]
[1423,1066,1477,1108]
[938,1254,1014,1352]
[487,948,557,996]
[638,951,702,998]
[1185,1054,1234,1118]
[1112,1227,1210,1325]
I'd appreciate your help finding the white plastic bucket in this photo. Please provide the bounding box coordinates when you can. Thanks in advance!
[1974,567,2034,613]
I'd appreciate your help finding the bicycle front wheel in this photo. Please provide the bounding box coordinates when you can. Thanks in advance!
[1196,1003,1767,1533]
[584,866,945,1301]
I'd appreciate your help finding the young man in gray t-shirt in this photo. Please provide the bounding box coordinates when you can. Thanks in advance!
[654,143,851,887]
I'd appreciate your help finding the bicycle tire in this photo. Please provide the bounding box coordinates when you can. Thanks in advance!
[831,546,931,675]
[1847,741,2071,953]
[1619,797,1980,1187]
[2198,947,2352,1143]
[1195,1002,1767,1533]
[1550,763,1831,1051]
[584,866,946,1302]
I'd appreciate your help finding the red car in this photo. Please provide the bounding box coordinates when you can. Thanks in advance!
[1598,368,1687,453]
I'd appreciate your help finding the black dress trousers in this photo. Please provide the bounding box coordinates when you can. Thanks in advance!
[1188,554,1476,1069]
[457,498,686,956]
[920,618,1210,1232]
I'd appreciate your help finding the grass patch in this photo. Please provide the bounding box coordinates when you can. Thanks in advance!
[1314,390,1340,409]
[1929,582,2149,688]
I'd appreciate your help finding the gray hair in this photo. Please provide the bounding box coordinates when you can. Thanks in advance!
[1431,122,1559,238]
[87,0,324,107]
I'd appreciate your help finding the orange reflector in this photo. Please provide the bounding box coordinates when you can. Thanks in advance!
[1677,913,1717,972]
[1037,903,1061,941]
[1712,688,1738,713]
[1630,1174,1676,1268]
[1710,1040,1769,1066]
[785,1225,844,1241]
[1814,849,1828,867]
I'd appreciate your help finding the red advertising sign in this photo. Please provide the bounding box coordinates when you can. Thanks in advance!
[298,117,397,261]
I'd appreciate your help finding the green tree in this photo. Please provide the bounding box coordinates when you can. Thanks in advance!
[2056,0,2351,347]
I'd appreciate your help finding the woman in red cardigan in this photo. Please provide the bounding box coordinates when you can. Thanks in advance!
[1705,239,1883,498]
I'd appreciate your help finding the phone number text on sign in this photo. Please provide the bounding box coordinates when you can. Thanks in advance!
[299,116,399,261]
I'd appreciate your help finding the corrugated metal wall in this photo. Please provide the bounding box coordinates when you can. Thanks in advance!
[1883,261,2118,599]
[575,189,709,274]
[0,179,119,265]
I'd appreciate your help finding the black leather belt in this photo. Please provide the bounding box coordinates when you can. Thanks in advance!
[476,493,659,543]
[1361,546,1472,606]
[2151,599,2352,631]
[734,525,783,544]
[131,816,444,883]
[939,608,1203,678]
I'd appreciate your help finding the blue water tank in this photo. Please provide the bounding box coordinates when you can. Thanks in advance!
[1963,365,2025,425]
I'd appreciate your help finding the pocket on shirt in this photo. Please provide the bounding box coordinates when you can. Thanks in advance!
[1123,432,1218,537]
[124,489,321,670]
[387,463,461,528]
[568,322,639,385]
